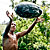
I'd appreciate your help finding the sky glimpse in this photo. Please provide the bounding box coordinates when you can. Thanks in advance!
[0,0,50,24]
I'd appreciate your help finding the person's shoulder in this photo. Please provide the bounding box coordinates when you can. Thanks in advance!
[3,34,9,39]
[16,32,21,35]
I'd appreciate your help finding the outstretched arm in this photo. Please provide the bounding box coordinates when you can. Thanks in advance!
[17,17,44,39]
[3,11,13,38]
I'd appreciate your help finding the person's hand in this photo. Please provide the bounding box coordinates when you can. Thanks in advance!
[37,17,44,23]
[6,11,13,20]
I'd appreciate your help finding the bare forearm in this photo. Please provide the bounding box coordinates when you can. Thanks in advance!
[26,18,37,33]
[3,18,12,38]
[17,18,38,38]
[17,17,44,38]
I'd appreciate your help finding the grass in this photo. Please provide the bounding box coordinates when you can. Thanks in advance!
[0,24,6,34]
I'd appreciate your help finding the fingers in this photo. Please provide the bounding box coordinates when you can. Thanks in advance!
[6,11,13,17]
[39,18,44,22]
[6,11,13,20]
[10,13,13,19]
[6,11,10,15]
[37,17,43,20]
[6,11,10,16]
[41,18,45,21]
[37,18,44,23]
[11,13,13,16]
[11,13,13,18]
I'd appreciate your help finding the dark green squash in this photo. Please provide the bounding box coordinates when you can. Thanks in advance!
[14,2,42,18]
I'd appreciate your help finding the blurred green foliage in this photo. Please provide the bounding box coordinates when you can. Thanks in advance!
[0,25,6,50]
[0,0,50,50]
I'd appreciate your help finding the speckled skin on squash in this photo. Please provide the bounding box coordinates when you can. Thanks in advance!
[14,2,42,18]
